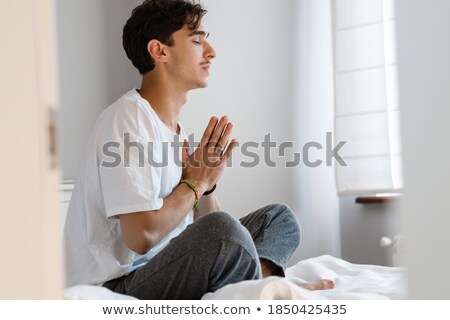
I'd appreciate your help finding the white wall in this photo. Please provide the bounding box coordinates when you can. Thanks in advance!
[56,0,141,179]
[292,0,341,261]
[396,0,450,299]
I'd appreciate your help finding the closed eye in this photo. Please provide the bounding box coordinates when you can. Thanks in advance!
[189,30,209,45]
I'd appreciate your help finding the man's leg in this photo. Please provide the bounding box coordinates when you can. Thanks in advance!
[239,203,301,276]
[103,212,261,299]
[239,203,334,290]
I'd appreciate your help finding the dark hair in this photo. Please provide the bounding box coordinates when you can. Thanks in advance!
[123,0,207,75]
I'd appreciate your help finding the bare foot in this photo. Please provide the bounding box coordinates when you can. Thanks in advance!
[300,279,335,291]
[260,258,282,277]
[259,259,334,291]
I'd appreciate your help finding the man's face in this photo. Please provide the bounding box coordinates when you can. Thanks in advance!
[165,23,216,90]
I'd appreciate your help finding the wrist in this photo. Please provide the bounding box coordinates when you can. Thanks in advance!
[180,179,200,208]
[196,184,208,196]
[203,184,216,196]
[182,178,207,196]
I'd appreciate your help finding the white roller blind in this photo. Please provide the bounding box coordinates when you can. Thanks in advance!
[333,0,403,195]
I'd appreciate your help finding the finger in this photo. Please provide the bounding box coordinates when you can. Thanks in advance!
[200,116,219,148]
[222,139,237,159]
[216,122,233,153]
[209,116,229,146]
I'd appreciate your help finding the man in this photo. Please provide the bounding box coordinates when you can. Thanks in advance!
[64,0,333,299]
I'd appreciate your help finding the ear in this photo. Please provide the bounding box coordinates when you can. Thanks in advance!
[147,39,169,63]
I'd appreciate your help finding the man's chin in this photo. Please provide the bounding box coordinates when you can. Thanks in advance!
[191,81,208,90]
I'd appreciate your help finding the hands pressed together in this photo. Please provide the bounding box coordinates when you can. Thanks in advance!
[181,116,236,196]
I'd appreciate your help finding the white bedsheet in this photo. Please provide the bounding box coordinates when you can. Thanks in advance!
[203,255,408,300]
[64,255,408,300]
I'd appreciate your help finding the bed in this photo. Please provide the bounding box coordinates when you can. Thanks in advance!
[64,255,407,300]
[61,182,406,300]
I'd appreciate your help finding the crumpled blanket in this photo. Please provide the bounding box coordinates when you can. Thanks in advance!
[65,255,407,300]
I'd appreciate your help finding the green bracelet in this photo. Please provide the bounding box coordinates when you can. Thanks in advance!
[180,179,199,209]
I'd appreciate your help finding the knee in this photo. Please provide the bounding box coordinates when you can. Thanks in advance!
[197,212,260,284]
[196,211,254,247]
[274,203,302,247]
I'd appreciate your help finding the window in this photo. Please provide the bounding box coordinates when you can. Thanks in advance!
[333,0,403,196]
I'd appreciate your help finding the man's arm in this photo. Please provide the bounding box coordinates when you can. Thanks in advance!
[194,193,220,220]
[120,116,235,255]
[119,181,205,255]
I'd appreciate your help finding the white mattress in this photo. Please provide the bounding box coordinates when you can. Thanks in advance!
[65,255,408,300]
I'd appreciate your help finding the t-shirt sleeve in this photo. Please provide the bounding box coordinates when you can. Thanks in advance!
[97,106,163,218]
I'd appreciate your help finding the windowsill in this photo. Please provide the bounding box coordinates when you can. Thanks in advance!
[355,193,402,204]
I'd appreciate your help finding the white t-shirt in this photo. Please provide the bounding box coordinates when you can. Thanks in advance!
[64,89,193,287]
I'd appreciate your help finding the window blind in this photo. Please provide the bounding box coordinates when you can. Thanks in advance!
[333,0,403,195]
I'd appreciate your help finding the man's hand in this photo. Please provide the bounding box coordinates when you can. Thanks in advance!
[119,116,236,254]
[182,116,236,195]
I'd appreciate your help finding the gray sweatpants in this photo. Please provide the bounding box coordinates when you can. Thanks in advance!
[103,203,301,299]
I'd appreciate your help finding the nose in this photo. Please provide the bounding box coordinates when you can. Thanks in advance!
[204,41,216,60]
